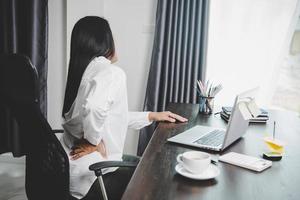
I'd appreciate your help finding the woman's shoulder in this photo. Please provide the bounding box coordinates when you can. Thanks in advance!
[83,57,125,79]
[97,63,126,81]
[107,64,126,80]
[87,60,126,87]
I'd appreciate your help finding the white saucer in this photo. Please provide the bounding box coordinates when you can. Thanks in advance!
[175,164,220,180]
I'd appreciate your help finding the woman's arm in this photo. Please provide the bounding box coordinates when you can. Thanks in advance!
[148,111,188,123]
[128,111,188,130]
[70,111,187,160]
[127,112,152,129]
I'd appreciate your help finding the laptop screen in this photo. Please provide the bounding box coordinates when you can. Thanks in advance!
[222,88,258,149]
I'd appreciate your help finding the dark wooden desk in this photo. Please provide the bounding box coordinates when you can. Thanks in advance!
[122,103,300,200]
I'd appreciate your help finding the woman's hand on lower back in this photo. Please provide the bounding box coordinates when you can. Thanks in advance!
[148,111,188,123]
[70,139,107,160]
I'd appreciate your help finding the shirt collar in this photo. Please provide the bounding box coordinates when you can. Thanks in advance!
[93,56,111,64]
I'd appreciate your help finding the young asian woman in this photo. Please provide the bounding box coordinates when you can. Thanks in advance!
[60,16,188,199]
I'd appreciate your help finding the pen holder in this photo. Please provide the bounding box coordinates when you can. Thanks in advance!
[199,95,214,115]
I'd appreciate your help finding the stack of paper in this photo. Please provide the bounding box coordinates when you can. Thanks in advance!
[220,106,269,123]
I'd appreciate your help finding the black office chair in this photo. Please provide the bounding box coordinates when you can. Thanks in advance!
[0,54,139,200]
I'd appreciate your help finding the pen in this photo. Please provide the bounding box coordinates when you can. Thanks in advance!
[211,159,218,165]
[199,80,205,95]
[197,81,203,95]
[273,121,276,140]
[196,87,202,95]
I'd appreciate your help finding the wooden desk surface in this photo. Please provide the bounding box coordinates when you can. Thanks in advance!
[122,103,300,200]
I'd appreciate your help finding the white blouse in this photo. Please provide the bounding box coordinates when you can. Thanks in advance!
[60,56,152,199]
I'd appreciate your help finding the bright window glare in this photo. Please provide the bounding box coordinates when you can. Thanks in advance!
[206,0,300,109]
[272,30,300,113]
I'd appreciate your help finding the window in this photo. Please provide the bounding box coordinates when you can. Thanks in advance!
[206,1,300,111]
[272,19,300,113]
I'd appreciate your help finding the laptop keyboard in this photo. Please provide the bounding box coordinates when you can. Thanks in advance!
[193,129,225,147]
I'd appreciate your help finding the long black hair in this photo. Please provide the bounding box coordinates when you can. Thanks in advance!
[62,16,115,117]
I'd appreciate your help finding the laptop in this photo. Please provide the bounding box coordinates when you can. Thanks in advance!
[167,88,258,152]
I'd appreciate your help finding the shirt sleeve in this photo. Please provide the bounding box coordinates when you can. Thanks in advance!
[128,111,153,130]
[81,70,124,145]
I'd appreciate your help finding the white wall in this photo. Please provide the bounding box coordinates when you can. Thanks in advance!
[48,0,67,129]
[66,0,105,62]
[206,0,300,107]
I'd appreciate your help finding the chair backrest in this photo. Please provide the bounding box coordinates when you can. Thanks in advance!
[0,54,70,200]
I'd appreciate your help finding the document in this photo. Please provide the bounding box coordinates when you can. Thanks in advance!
[238,99,260,120]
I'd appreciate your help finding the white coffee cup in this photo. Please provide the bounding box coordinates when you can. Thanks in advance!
[177,151,211,174]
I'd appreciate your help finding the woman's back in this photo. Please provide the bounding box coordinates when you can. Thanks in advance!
[61,56,129,198]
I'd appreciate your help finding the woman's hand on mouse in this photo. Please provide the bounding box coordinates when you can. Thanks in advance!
[148,111,188,123]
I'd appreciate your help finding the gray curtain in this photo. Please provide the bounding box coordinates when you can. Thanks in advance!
[138,0,210,155]
[0,0,48,115]
[0,0,48,156]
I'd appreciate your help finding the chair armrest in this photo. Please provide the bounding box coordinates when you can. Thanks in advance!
[89,159,139,177]
[52,129,64,133]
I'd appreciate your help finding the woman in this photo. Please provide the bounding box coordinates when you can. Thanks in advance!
[61,16,188,199]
